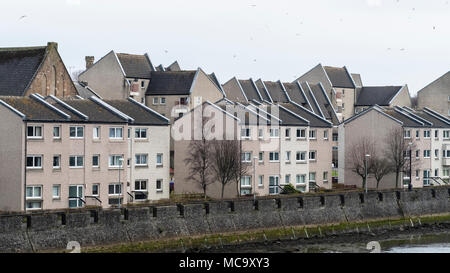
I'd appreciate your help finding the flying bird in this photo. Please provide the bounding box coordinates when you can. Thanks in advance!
[18,15,27,20]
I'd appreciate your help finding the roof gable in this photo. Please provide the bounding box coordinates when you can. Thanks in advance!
[116,53,153,79]
[323,66,355,89]
[146,70,197,95]
[0,46,47,96]
[355,86,404,106]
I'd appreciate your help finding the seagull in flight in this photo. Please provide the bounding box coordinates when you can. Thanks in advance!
[18,15,27,20]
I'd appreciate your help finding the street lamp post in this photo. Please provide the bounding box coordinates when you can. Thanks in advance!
[253,156,258,202]
[365,154,371,193]
[118,157,124,210]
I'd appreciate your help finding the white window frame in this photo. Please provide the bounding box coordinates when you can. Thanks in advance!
[26,155,43,169]
[240,176,252,188]
[108,183,122,196]
[92,184,100,196]
[285,128,290,139]
[241,152,252,163]
[69,126,84,138]
[27,125,43,139]
[53,155,61,169]
[258,175,264,187]
[269,128,279,138]
[309,150,317,161]
[160,97,166,105]
[52,185,60,199]
[53,126,61,139]
[424,130,431,138]
[93,126,100,139]
[109,127,123,139]
[156,179,163,192]
[444,130,450,139]
[69,155,84,168]
[156,153,163,166]
[135,128,148,139]
[296,174,306,185]
[296,129,306,139]
[241,128,251,139]
[269,152,279,162]
[109,155,124,168]
[26,185,42,200]
[309,129,316,140]
[92,155,100,168]
[423,150,431,158]
[296,151,307,163]
[135,154,148,166]
[153,97,158,105]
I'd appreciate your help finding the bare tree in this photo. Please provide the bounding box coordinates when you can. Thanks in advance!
[371,155,393,189]
[71,69,84,81]
[347,137,376,190]
[384,127,416,189]
[210,140,240,199]
[184,118,213,199]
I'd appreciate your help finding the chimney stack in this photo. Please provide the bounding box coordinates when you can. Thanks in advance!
[85,56,94,70]
[47,42,58,51]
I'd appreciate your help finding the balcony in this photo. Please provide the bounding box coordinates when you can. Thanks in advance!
[443,158,450,166]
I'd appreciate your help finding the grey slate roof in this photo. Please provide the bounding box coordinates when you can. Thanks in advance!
[308,83,339,124]
[404,108,450,128]
[239,79,261,102]
[384,109,425,128]
[0,96,68,121]
[222,78,247,102]
[355,86,403,106]
[351,73,363,87]
[263,81,289,103]
[254,79,272,102]
[300,82,323,117]
[281,102,332,128]
[105,99,169,126]
[0,46,47,96]
[116,53,153,79]
[74,82,100,99]
[282,82,308,108]
[165,61,181,71]
[323,66,355,89]
[146,71,197,96]
[62,99,127,123]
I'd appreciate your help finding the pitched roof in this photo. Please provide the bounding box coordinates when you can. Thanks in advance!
[104,99,169,126]
[281,102,332,128]
[254,79,272,102]
[355,86,404,106]
[116,53,153,79]
[165,61,181,71]
[222,77,247,102]
[300,82,323,117]
[0,95,68,121]
[323,66,355,89]
[308,83,339,124]
[239,79,261,102]
[61,98,127,123]
[74,82,100,99]
[384,109,425,128]
[263,81,289,103]
[282,82,308,107]
[351,73,363,87]
[0,46,47,96]
[146,70,197,95]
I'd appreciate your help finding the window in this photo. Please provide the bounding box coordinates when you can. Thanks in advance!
[309,151,317,161]
[404,130,411,138]
[258,175,264,187]
[285,128,290,139]
[309,129,316,139]
[297,129,306,138]
[423,150,431,158]
[109,155,123,168]
[141,81,145,88]
[424,130,431,138]
[296,174,306,185]
[135,128,147,139]
[240,176,251,188]
[128,128,131,139]
[444,130,450,139]
[69,126,84,138]
[285,151,291,162]
[241,152,251,162]
[416,170,420,179]
[435,168,439,177]
[53,155,61,169]
[269,128,279,138]
[27,125,43,139]
[26,186,42,199]
[269,152,279,162]
[435,130,439,139]
[259,152,264,162]
[241,128,251,138]
[284,175,290,185]
[435,149,439,159]
[92,184,99,196]
[416,130,420,138]
[309,172,316,183]
[153,97,158,105]
[416,150,420,158]
[108,183,122,195]
[69,156,84,168]
[443,150,450,158]
[323,130,328,140]
[92,155,100,168]
[156,179,163,192]
[332,133,338,141]
[156,154,163,166]
[258,128,263,139]
[269,176,279,194]
[323,171,328,183]
[109,127,123,139]
[423,170,430,186]
[93,127,100,139]
[160,97,166,104]
[26,155,42,169]
[135,180,147,191]
[135,154,148,166]
[53,185,60,199]
[296,151,306,162]
[53,126,60,139]
[443,168,450,177]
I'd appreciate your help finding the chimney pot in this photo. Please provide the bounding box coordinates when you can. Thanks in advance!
[85,56,95,70]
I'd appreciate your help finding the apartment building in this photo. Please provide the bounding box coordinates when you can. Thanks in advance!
[104,98,171,202]
[417,71,450,117]
[0,94,170,211]
[338,105,450,189]
[79,51,156,102]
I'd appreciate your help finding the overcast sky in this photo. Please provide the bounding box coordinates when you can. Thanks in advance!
[1,0,449,95]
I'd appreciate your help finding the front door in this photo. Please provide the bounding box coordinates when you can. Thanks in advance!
[69,185,84,208]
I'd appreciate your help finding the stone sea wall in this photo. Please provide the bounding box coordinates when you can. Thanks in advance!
[0,187,449,252]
